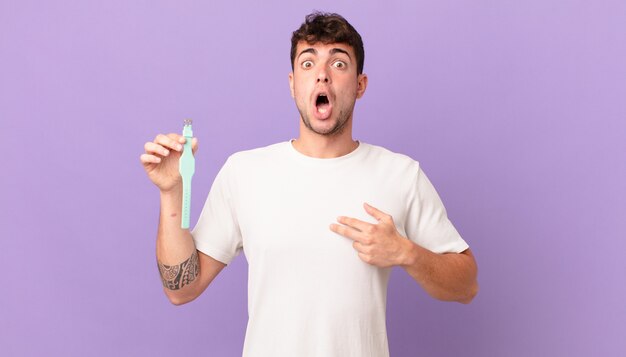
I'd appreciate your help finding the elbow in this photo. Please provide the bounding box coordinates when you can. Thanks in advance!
[168,296,189,306]
[430,282,478,304]
[459,254,479,304]
[164,289,196,306]
[459,281,479,304]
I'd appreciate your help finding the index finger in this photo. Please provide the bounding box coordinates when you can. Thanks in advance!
[337,216,373,233]
[155,133,183,152]
[329,223,365,243]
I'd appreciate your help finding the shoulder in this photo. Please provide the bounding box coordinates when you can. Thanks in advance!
[223,141,287,168]
[362,142,421,173]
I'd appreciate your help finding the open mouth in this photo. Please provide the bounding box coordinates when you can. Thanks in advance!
[315,93,330,114]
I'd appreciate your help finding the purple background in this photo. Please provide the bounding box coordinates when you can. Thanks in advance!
[1,1,625,356]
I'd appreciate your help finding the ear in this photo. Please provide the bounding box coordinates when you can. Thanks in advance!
[356,73,368,99]
[288,72,295,98]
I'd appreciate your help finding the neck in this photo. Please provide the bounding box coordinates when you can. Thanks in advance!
[292,118,359,159]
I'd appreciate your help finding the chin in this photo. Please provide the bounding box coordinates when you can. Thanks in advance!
[317,123,347,137]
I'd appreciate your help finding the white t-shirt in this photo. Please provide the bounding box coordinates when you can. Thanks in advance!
[191,140,468,357]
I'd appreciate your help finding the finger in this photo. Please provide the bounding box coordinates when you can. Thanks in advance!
[329,223,364,242]
[166,133,188,149]
[337,216,372,233]
[140,153,161,165]
[191,137,198,155]
[352,240,368,253]
[145,142,171,157]
[357,252,373,265]
[173,136,198,154]
[363,202,388,221]
[155,133,184,152]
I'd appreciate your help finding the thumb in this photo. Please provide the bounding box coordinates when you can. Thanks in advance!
[191,137,199,155]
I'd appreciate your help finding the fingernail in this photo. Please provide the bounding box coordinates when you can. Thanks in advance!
[163,149,169,155]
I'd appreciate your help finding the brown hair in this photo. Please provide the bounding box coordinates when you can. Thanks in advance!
[290,12,365,75]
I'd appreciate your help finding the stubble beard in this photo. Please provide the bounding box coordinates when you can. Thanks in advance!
[298,107,352,137]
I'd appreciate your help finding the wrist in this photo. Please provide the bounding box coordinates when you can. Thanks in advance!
[160,185,182,199]
[159,187,183,217]
[398,237,418,267]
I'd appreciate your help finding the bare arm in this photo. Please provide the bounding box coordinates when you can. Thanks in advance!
[141,133,226,305]
[156,189,226,305]
[399,244,478,304]
[331,202,478,304]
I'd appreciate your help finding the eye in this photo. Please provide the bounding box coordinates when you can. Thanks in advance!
[332,61,347,69]
[301,60,313,69]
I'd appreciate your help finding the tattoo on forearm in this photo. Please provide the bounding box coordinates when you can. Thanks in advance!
[157,251,199,290]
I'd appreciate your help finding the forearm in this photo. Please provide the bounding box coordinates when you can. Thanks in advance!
[156,187,201,304]
[399,240,478,304]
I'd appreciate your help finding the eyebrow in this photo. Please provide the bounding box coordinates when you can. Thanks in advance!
[297,48,317,59]
[297,47,352,61]
[329,48,351,60]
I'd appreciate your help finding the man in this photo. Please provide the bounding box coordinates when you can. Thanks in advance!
[140,12,478,357]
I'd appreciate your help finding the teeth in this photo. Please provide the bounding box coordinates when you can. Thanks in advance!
[319,107,327,114]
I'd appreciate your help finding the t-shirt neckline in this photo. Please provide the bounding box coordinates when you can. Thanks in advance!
[286,139,366,165]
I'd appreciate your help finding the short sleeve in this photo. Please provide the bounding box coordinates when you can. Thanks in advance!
[404,164,469,254]
[191,156,243,265]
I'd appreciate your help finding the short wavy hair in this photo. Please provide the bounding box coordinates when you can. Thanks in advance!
[290,12,365,75]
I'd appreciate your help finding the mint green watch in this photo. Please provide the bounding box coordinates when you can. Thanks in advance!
[179,119,195,229]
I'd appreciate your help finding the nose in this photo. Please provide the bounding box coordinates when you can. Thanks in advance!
[316,69,330,83]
